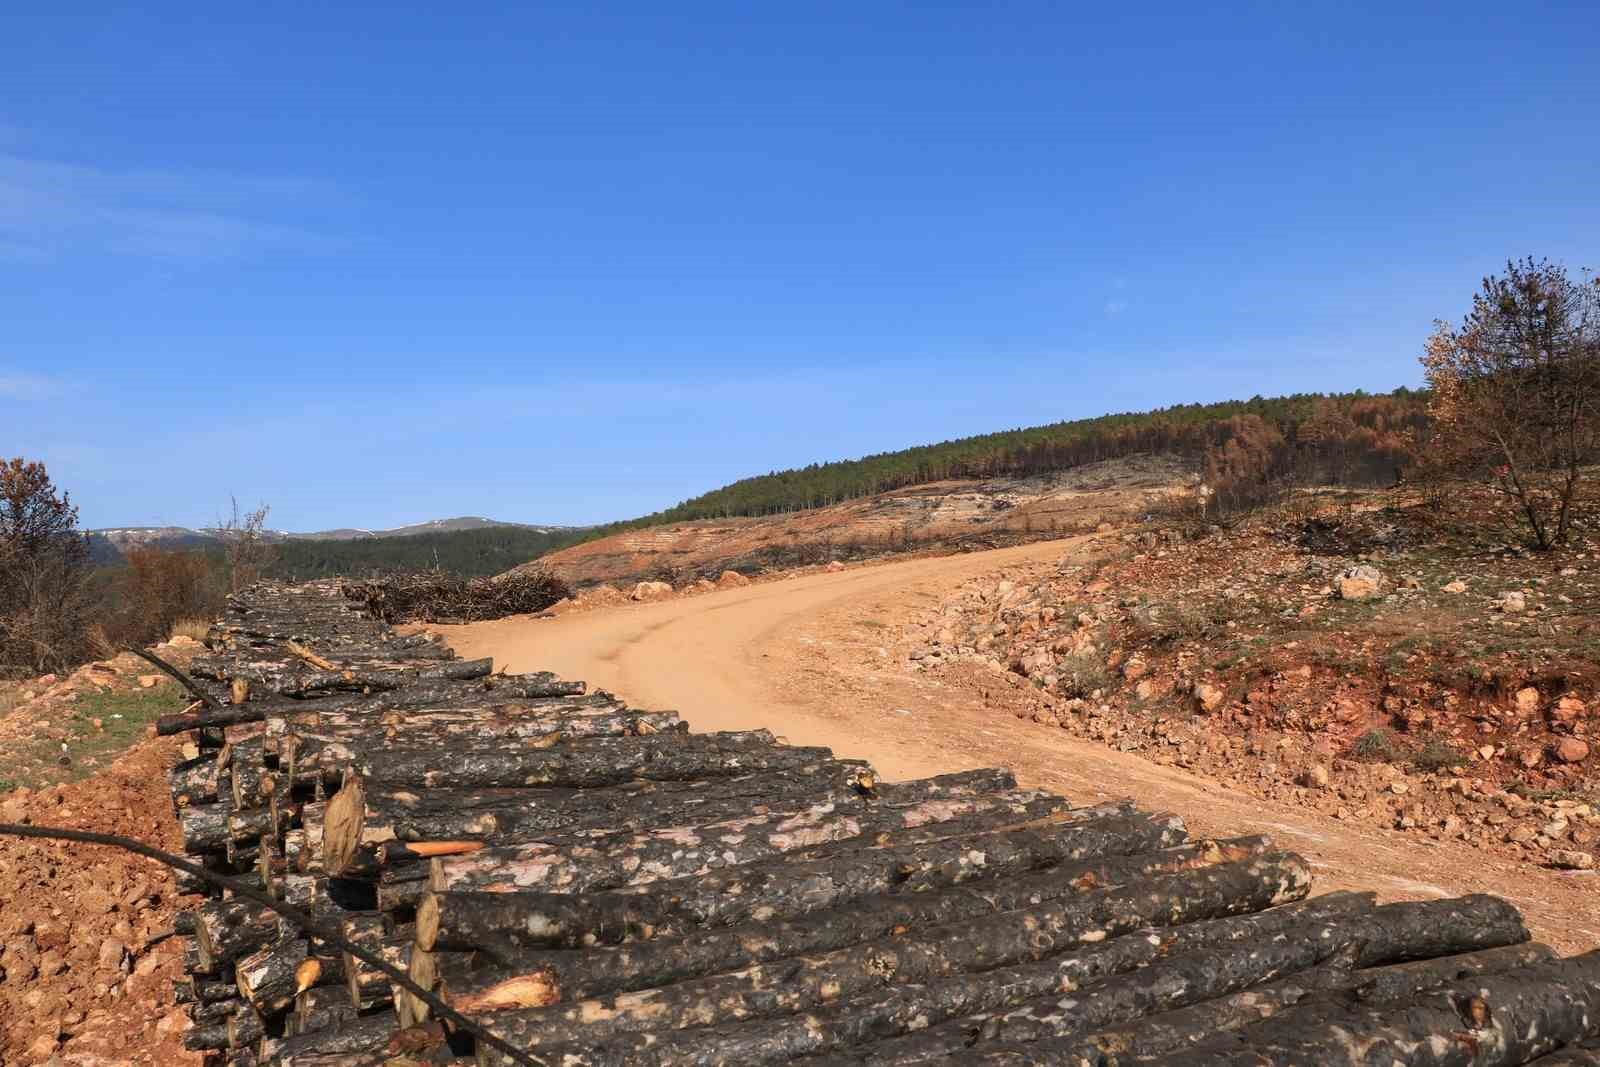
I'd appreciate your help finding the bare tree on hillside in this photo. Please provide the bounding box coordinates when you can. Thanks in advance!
[0,458,92,675]
[218,497,275,592]
[1421,258,1600,549]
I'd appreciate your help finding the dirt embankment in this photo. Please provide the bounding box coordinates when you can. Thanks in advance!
[525,454,1190,589]
[0,642,207,1065]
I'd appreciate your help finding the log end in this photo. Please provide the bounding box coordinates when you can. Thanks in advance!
[322,776,366,876]
[415,892,441,952]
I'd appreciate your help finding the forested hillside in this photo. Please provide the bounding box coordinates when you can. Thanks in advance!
[621,389,1427,525]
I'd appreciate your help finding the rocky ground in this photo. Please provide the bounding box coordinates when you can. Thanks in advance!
[901,485,1600,877]
[0,642,206,1066]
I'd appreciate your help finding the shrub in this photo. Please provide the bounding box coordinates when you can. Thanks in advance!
[1411,737,1464,773]
[1350,728,1402,762]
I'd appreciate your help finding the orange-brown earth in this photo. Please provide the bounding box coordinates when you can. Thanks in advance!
[0,643,206,1066]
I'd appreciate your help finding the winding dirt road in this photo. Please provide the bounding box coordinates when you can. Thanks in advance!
[439,540,1598,952]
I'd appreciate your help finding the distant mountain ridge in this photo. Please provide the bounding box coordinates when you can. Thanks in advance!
[87,517,578,556]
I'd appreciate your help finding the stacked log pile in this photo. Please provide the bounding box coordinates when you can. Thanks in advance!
[160,581,1600,1067]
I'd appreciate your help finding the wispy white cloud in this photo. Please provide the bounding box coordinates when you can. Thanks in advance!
[0,154,341,263]
[1104,299,1128,316]
[0,372,62,399]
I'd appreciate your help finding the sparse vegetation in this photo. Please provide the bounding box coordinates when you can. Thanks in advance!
[1411,736,1466,773]
[1351,728,1403,762]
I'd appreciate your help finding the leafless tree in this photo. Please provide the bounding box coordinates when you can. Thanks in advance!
[217,497,275,592]
[1421,258,1600,549]
[0,458,93,676]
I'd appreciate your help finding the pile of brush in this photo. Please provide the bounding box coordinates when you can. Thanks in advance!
[340,569,570,624]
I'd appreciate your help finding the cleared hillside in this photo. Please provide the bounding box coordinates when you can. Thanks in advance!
[528,454,1188,587]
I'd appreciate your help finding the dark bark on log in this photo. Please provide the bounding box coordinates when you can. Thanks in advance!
[418,806,1185,957]
[158,703,267,736]
[196,900,279,970]
[1108,941,1562,1067]
[547,922,1361,1067]
[261,1013,397,1062]
[227,808,274,844]
[427,839,1279,1007]
[291,985,358,1035]
[609,805,1186,929]
[1133,949,1600,1067]
[228,1006,265,1049]
[470,853,1310,1057]
[183,1022,230,1051]
[181,804,235,852]
[326,761,877,876]
[327,730,830,791]
[171,756,225,806]
[191,997,240,1023]
[1352,942,1557,1004]
[981,954,1356,1067]
[427,791,1074,896]
[236,936,309,1017]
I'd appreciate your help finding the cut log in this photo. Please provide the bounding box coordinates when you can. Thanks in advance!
[610,805,1187,929]
[170,756,224,806]
[470,852,1310,1057]
[323,730,831,790]
[323,761,878,875]
[227,1006,265,1049]
[179,804,234,853]
[194,900,279,970]
[292,985,357,1033]
[182,1022,229,1051]
[260,1013,397,1063]
[1132,949,1600,1067]
[1353,941,1557,1004]
[427,791,1075,896]
[235,937,309,1017]
[423,838,1278,1009]
[157,703,268,737]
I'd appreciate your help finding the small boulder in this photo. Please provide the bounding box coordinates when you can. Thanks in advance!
[716,570,750,588]
[1193,681,1225,713]
[1441,579,1468,594]
[1514,687,1541,714]
[824,561,846,573]
[1550,695,1586,727]
[1548,849,1595,871]
[630,581,673,601]
[1302,763,1331,789]
[1552,737,1590,764]
[1336,565,1384,601]
[1497,591,1527,614]
[137,674,162,689]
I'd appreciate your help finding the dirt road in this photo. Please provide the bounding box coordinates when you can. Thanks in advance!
[441,540,1599,952]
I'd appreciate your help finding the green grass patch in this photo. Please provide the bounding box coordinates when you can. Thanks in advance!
[0,685,185,793]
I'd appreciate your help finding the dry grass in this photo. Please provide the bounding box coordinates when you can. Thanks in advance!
[170,617,212,642]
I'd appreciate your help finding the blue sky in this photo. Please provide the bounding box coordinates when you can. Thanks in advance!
[4,2,1596,530]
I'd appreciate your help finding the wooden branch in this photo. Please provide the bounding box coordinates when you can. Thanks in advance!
[130,646,221,710]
